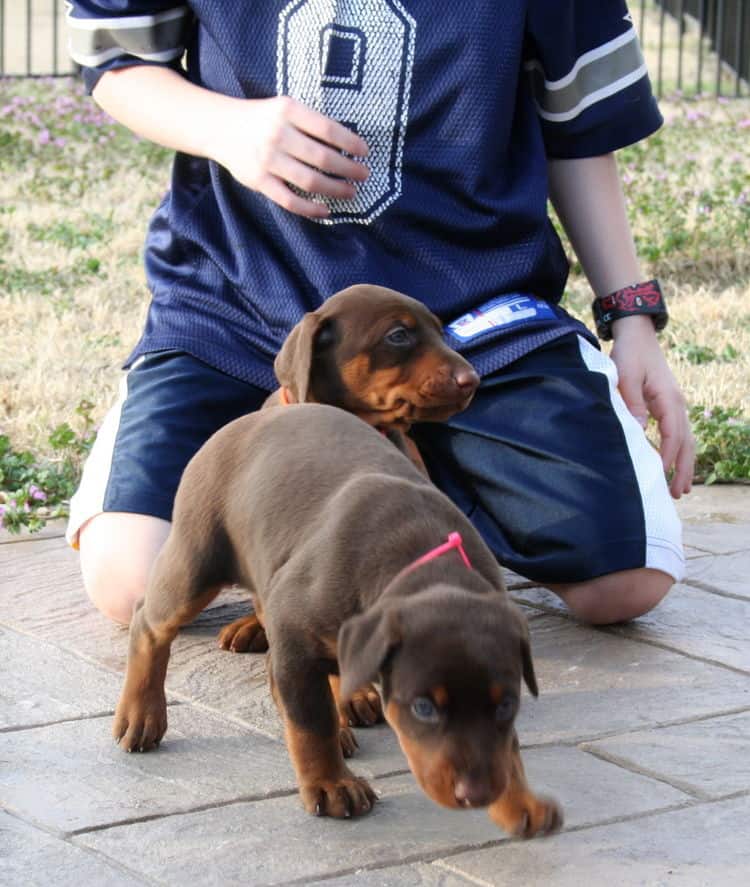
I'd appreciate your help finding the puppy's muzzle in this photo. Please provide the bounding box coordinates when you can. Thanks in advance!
[419,365,480,406]
[454,776,499,809]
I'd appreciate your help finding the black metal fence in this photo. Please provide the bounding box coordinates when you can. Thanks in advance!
[651,0,749,95]
[0,0,74,77]
[1,0,748,97]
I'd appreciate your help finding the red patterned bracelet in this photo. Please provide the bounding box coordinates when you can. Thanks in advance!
[592,279,668,341]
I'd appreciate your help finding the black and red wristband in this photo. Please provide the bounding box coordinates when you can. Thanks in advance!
[592,279,668,341]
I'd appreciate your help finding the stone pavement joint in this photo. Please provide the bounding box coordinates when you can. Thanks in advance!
[579,744,714,801]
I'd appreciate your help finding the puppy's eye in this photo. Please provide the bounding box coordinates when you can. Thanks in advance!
[411,696,440,723]
[495,697,516,723]
[384,326,414,347]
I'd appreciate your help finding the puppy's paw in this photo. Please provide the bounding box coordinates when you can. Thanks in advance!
[339,684,383,727]
[217,615,269,653]
[489,792,563,840]
[112,690,167,753]
[339,726,358,758]
[300,771,377,819]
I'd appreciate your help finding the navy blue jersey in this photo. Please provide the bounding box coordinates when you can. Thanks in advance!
[68,1,662,389]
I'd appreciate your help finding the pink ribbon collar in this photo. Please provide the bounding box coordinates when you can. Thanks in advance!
[384,532,474,595]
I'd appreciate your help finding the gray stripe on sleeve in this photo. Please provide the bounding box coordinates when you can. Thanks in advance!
[67,6,189,67]
[526,29,648,123]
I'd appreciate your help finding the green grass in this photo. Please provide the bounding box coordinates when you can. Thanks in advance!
[690,406,750,485]
[0,401,96,533]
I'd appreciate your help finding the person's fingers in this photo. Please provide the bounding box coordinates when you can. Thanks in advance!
[653,400,682,475]
[286,98,369,157]
[281,126,369,182]
[269,153,358,200]
[667,410,695,497]
[648,390,695,498]
[618,374,650,429]
[670,433,695,498]
[257,174,331,218]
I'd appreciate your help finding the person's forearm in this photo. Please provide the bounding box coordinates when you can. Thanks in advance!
[92,64,238,160]
[547,153,642,300]
[92,64,368,218]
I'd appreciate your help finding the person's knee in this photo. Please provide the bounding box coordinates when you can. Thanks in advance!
[549,568,673,625]
[78,512,171,625]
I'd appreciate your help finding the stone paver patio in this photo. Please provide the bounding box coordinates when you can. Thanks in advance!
[1,485,748,886]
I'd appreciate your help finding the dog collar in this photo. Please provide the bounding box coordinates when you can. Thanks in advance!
[406,532,473,573]
[384,532,473,596]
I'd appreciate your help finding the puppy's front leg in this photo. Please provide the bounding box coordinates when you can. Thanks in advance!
[487,731,563,839]
[270,642,377,818]
[113,539,224,752]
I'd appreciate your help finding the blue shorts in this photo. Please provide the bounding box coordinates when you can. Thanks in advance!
[67,336,684,584]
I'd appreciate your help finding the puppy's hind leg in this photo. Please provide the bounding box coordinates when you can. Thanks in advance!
[217,612,268,653]
[112,531,227,752]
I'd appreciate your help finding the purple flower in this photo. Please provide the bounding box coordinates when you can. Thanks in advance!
[28,485,47,502]
[739,119,750,129]
[38,129,51,145]
[54,137,67,148]
[703,408,713,418]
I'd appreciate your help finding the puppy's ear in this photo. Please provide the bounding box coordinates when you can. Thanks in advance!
[514,606,538,698]
[274,312,334,402]
[338,605,400,702]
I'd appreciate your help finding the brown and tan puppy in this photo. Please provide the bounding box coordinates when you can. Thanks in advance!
[269,283,479,429]
[217,283,479,662]
[112,404,562,838]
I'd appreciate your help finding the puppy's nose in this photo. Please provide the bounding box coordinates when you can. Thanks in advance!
[454,366,480,392]
[454,778,493,808]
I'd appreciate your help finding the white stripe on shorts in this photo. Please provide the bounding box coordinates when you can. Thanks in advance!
[65,358,142,549]
[576,335,685,582]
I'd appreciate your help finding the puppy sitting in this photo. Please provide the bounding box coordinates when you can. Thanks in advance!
[112,404,562,838]
[218,283,479,657]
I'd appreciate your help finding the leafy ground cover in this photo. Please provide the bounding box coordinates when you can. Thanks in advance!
[1,76,749,532]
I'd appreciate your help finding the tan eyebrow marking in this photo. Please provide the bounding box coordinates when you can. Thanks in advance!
[490,683,505,705]
[432,685,449,708]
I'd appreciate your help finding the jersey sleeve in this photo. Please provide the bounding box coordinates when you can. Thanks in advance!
[524,1,663,158]
[66,1,193,92]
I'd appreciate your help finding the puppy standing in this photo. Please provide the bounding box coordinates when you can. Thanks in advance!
[113,404,562,838]
[218,283,479,656]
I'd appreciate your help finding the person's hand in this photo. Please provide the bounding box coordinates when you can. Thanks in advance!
[209,95,369,218]
[610,316,695,498]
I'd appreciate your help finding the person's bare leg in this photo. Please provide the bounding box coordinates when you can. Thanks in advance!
[78,512,171,625]
[547,567,672,625]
